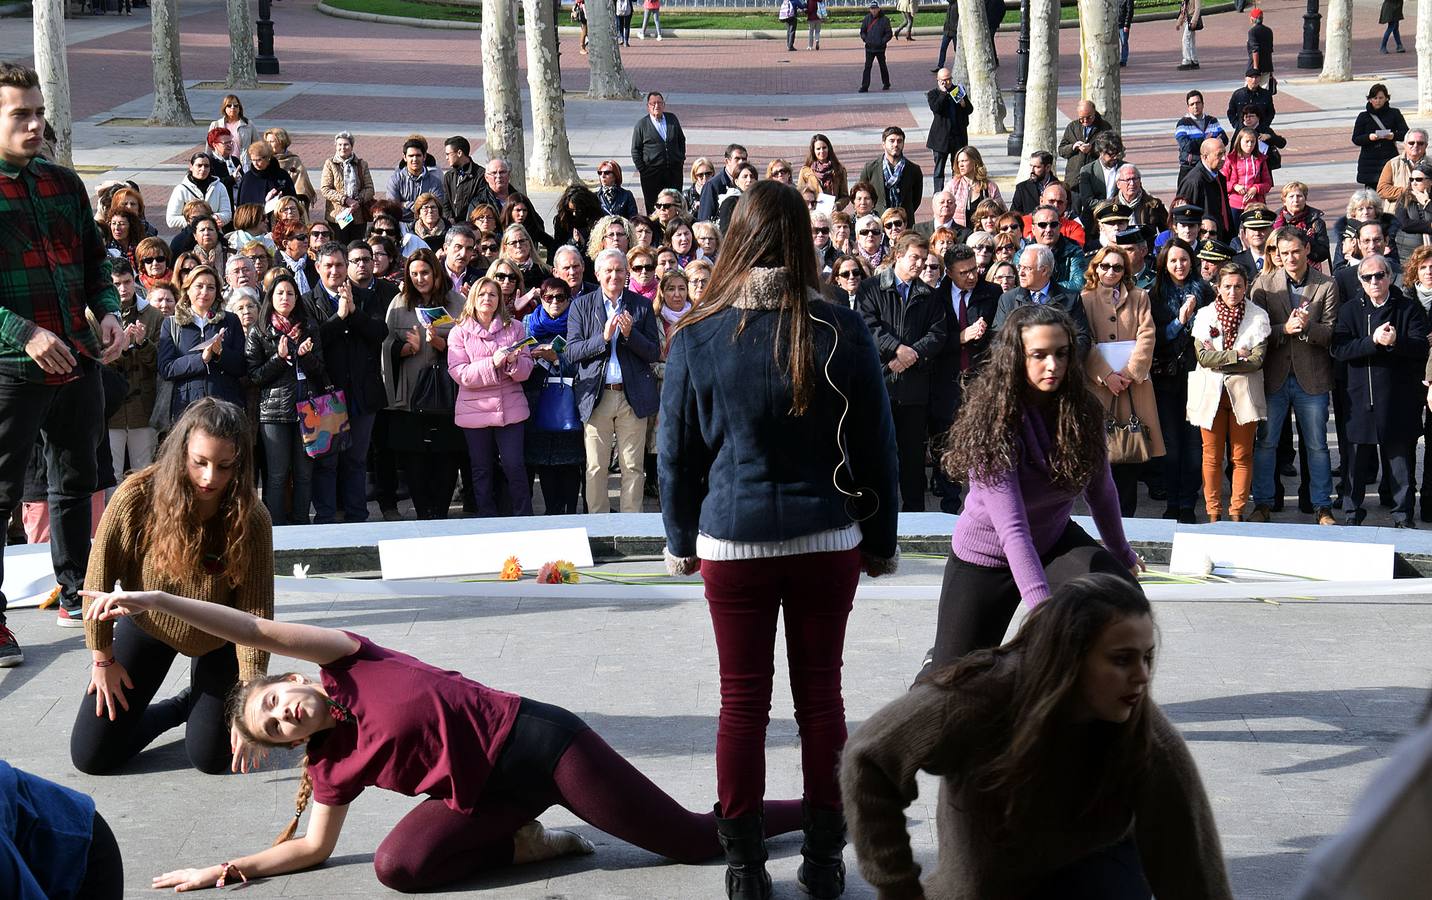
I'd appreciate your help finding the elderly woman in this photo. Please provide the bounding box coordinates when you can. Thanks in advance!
[412,192,449,250]
[320,131,374,240]
[830,210,854,254]
[1333,188,1400,270]
[854,213,885,269]
[651,188,686,232]
[105,207,143,266]
[1272,180,1330,266]
[693,220,720,262]
[685,257,713,305]
[468,203,501,238]
[880,207,908,250]
[811,211,837,272]
[849,181,878,219]
[595,160,640,219]
[966,229,995,278]
[263,126,317,211]
[626,245,660,303]
[587,214,633,263]
[685,158,715,213]
[167,153,233,229]
[1081,245,1164,516]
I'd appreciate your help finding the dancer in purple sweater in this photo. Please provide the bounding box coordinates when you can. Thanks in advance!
[927,304,1144,670]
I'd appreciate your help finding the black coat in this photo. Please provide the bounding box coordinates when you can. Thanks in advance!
[991,285,1094,358]
[1118,0,1134,27]
[235,160,296,208]
[1247,22,1274,72]
[930,279,1000,423]
[309,284,388,416]
[1057,115,1112,181]
[1352,104,1410,187]
[597,185,640,220]
[1227,86,1276,130]
[1331,289,1428,444]
[855,267,949,406]
[1010,177,1054,215]
[441,161,486,222]
[1176,164,1234,239]
[860,11,893,49]
[157,311,249,419]
[245,316,330,424]
[926,87,974,155]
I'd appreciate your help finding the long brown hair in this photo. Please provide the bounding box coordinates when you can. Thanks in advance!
[922,574,1155,836]
[399,247,444,310]
[943,304,1106,491]
[128,397,260,586]
[229,674,313,845]
[674,180,823,414]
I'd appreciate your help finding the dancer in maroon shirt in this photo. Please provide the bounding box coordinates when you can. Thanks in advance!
[81,588,802,893]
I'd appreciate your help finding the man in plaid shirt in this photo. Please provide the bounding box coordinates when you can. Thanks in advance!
[0,62,123,667]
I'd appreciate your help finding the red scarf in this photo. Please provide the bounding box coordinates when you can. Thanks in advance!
[1214,300,1244,351]
[270,311,301,340]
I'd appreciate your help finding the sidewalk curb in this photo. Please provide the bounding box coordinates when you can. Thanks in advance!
[315,0,1233,37]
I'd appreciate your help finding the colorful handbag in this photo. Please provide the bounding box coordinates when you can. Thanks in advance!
[296,388,352,459]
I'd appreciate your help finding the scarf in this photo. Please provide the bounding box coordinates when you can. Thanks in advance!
[336,155,360,199]
[1214,300,1244,351]
[811,159,835,194]
[882,157,905,211]
[660,301,691,327]
[629,277,658,302]
[1415,283,1432,314]
[270,310,301,340]
[527,303,569,343]
[187,172,216,194]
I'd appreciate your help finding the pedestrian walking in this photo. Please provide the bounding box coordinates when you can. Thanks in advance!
[1381,0,1406,53]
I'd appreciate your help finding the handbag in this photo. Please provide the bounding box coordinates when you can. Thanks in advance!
[1105,393,1151,465]
[533,375,582,432]
[778,0,794,20]
[411,361,457,416]
[815,0,828,16]
[296,387,352,459]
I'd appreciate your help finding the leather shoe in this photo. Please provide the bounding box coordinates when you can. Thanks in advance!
[1315,507,1338,526]
[1246,505,1272,523]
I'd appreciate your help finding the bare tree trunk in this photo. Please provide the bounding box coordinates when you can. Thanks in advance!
[149,0,194,126]
[33,0,72,167]
[1421,0,1432,114]
[1021,0,1059,181]
[1079,0,1120,132]
[227,0,258,89]
[482,0,526,193]
[523,0,580,187]
[1320,0,1352,81]
[585,0,638,100]
[959,0,1004,134]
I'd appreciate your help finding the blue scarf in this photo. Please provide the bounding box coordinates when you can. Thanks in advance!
[527,304,569,343]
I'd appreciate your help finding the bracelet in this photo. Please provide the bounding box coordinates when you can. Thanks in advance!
[93,658,115,668]
[215,861,248,888]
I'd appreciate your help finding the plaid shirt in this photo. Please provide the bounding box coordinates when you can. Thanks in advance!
[0,156,119,384]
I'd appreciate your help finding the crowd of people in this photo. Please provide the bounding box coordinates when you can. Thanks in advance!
[1,36,1428,899]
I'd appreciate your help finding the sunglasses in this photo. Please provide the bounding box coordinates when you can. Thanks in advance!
[922,263,944,271]
[1033,221,1059,229]
[1360,271,1390,282]
[812,227,830,235]
[695,170,714,178]
[1199,228,1218,236]
[291,235,310,242]
[480,244,499,253]
[141,256,166,266]
[310,232,330,240]
[655,203,677,210]
[373,228,397,236]
[598,169,616,176]
[998,224,1021,232]
[885,222,906,229]
[772,169,791,177]
[493,273,516,282]
[631,264,655,272]
[541,293,568,302]
[837,269,862,278]
[858,229,879,236]
[1097,263,1125,272]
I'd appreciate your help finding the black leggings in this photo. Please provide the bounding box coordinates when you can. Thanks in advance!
[371,699,803,892]
[930,521,1140,667]
[76,811,124,899]
[70,616,238,775]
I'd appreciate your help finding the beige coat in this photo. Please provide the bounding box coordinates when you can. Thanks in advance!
[273,151,318,211]
[319,156,375,226]
[1082,285,1165,457]
[1187,299,1270,429]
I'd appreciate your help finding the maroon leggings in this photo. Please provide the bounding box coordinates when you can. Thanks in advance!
[701,548,861,818]
[372,728,802,892]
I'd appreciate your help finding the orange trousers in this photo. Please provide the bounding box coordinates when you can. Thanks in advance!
[1200,392,1257,519]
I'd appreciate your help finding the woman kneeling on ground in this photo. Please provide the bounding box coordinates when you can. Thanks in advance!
[80,589,804,893]
[842,573,1234,899]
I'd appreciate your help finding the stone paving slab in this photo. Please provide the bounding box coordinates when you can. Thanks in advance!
[2,580,1431,898]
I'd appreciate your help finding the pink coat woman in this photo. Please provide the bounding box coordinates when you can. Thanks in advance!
[448,313,535,516]
[1221,150,1272,210]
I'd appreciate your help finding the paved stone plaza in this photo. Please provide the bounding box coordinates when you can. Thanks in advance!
[1,564,1430,897]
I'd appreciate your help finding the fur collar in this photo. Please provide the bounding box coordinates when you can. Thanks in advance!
[731,267,789,310]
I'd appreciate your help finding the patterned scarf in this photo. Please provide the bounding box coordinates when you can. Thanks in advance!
[811,159,835,194]
[270,310,301,341]
[883,156,905,211]
[336,155,360,199]
[1214,299,1244,351]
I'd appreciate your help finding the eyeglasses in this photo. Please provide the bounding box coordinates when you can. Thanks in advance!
[1360,271,1390,282]
[631,263,655,272]
[493,273,515,282]
[141,256,166,266]
[348,255,373,264]
[858,229,879,236]
[508,237,529,246]
[837,269,862,278]
[1097,263,1125,273]
[812,227,830,235]
[1032,221,1059,230]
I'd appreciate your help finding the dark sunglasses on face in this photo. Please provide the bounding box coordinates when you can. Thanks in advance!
[885,222,905,230]
[1033,221,1059,230]
[631,264,655,273]
[837,269,861,278]
[1361,271,1390,282]
[655,203,677,210]
[695,170,714,178]
[374,228,396,236]
[1097,263,1125,272]
[141,257,166,266]
[480,244,498,253]
[599,169,616,176]
[542,293,567,302]
[859,229,879,236]
[812,227,830,235]
[494,273,515,282]
[922,263,944,271]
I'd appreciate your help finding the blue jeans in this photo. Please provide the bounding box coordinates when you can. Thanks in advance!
[936,33,956,69]
[1119,27,1129,64]
[1253,376,1332,508]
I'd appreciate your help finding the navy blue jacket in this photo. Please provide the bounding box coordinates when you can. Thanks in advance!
[157,310,248,419]
[658,298,898,562]
[566,287,662,420]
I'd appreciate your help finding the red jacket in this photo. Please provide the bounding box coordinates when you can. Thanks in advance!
[1222,153,1272,210]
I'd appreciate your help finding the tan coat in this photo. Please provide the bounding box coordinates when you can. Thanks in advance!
[319,156,375,226]
[273,151,318,210]
[1082,285,1165,457]
[1187,300,1270,429]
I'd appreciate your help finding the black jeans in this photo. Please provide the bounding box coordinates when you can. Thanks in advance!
[637,166,681,216]
[372,409,402,512]
[1153,373,1201,512]
[0,357,103,622]
[312,410,376,523]
[929,522,1139,667]
[535,464,582,515]
[70,616,237,775]
[892,403,928,512]
[861,49,890,90]
[1110,463,1140,517]
[260,422,313,526]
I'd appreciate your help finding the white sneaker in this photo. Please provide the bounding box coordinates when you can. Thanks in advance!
[637,32,645,39]
[656,34,662,40]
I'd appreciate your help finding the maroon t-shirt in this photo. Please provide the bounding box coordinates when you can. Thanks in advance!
[307,633,522,814]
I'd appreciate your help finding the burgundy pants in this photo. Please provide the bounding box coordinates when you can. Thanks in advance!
[701,548,861,818]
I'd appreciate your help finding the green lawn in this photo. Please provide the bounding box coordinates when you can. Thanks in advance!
[325,0,1186,28]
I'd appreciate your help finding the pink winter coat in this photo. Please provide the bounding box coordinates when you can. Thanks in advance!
[1221,152,1272,210]
[447,316,534,429]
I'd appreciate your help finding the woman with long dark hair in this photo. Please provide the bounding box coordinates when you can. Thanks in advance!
[501,191,558,259]
[842,574,1232,899]
[78,589,803,893]
[928,304,1142,670]
[553,183,604,264]
[1150,238,1213,523]
[798,133,850,207]
[661,180,899,900]
[72,398,272,776]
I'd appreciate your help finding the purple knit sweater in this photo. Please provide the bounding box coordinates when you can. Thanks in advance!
[951,409,1137,604]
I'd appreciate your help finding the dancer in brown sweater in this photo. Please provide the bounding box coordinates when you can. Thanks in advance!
[841,574,1232,900]
[72,397,273,776]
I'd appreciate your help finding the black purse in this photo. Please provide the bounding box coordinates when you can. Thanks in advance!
[410,361,456,416]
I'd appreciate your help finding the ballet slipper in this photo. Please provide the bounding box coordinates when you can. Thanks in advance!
[512,820,595,864]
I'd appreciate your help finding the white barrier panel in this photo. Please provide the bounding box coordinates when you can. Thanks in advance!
[1168,532,1395,581]
[377,527,594,580]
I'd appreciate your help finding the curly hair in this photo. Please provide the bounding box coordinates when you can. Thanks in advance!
[943,304,1107,492]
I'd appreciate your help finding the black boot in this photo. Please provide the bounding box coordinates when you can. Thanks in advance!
[797,801,846,898]
[715,804,771,900]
